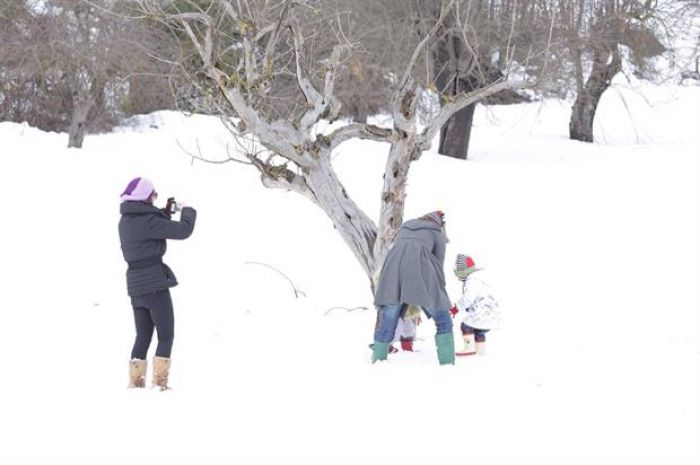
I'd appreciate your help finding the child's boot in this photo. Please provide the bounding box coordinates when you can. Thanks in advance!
[456,333,476,356]
[128,359,147,388]
[400,336,413,351]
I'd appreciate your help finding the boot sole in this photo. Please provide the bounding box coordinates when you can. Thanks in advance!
[456,351,476,356]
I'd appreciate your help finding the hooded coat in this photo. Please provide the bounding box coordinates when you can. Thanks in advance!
[374,219,450,313]
[456,269,501,330]
[118,201,197,297]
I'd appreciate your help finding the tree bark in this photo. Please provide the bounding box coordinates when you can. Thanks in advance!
[433,27,476,160]
[569,47,622,142]
[68,89,93,148]
[304,156,378,278]
[438,88,476,159]
[373,137,414,271]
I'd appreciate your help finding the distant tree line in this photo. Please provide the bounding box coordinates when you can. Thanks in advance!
[0,0,697,150]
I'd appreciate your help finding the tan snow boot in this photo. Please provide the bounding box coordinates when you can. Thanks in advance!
[475,341,486,356]
[152,356,171,391]
[456,333,476,357]
[128,359,147,388]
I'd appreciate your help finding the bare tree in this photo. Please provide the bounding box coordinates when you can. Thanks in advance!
[556,0,666,142]
[139,0,532,290]
[429,0,537,159]
[671,0,700,84]
[0,0,181,147]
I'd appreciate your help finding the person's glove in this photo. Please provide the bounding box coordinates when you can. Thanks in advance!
[449,305,459,318]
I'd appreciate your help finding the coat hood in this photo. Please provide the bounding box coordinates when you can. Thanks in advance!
[401,219,442,232]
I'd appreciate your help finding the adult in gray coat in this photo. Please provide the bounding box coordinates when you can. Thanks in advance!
[372,211,455,364]
[118,177,197,390]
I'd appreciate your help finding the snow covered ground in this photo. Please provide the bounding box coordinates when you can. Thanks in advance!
[0,78,698,465]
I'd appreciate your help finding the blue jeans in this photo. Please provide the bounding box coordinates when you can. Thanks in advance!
[375,304,452,343]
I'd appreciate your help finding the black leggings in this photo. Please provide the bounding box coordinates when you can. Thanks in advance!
[130,289,174,359]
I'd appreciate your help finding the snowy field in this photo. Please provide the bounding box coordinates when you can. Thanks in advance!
[0,77,698,465]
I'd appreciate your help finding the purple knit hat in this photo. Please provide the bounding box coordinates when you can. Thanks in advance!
[120,177,156,202]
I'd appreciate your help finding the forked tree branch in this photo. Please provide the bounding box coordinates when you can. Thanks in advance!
[289,17,346,133]
[419,79,530,148]
[327,123,395,150]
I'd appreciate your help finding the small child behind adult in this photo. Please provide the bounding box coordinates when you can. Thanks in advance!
[393,305,421,351]
[450,254,501,356]
[371,272,421,353]
[370,304,421,353]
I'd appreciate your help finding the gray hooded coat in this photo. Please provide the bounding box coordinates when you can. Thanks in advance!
[119,201,197,297]
[374,219,450,313]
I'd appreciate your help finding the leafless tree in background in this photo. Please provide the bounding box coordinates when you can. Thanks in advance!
[0,0,180,147]
[1,0,688,152]
[428,0,540,159]
[553,0,666,142]
[669,0,700,84]
[317,0,539,160]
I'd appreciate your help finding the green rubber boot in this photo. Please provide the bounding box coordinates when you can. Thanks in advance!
[435,332,456,365]
[372,341,390,363]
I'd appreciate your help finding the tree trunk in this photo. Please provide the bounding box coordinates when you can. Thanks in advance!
[438,93,476,158]
[569,47,622,142]
[373,137,414,273]
[433,28,476,160]
[68,89,93,148]
[304,156,378,279]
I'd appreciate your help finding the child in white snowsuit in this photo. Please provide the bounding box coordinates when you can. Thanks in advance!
[450,254,500,356]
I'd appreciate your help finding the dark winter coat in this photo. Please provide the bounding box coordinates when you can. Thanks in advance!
[374,219,450,313]
[118,201,197,297]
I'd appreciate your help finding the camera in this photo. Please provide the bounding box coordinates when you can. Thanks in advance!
[165,197,177,215]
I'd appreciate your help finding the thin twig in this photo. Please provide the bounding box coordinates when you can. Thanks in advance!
[245,261,307,298]
[324,306,368,316]
[176,139,253,166]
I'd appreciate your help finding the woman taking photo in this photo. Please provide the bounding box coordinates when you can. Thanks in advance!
[118,177,197,390]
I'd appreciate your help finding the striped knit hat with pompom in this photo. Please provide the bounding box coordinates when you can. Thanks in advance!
[454,254,476,280]
[422,210,445,227]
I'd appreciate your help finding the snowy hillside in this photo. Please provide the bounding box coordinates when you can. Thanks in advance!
[0,78,697,465]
